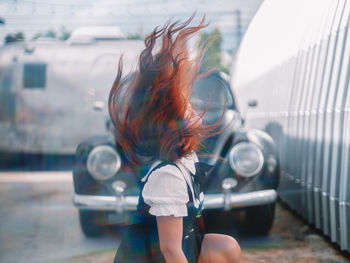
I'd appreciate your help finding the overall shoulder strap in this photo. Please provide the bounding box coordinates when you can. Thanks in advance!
[142,161,193,202]
[172,163,194,202]
[144,161,187,182]
[172,163,190,186]
[142,161,170,184]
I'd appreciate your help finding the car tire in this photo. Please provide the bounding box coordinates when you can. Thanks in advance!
[243,202,276,235]
[79,209,107,237]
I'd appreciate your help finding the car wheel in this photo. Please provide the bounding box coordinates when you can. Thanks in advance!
[79,209,107,237]
[243,202,276,235]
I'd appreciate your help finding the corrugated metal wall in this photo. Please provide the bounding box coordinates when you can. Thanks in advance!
[233,0,350,252]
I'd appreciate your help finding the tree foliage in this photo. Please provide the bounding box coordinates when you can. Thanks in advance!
[5,32,25,44]
[59,26,71,40]
[127,33,142,40]
[197,27,229,74]
[32,27,71,41]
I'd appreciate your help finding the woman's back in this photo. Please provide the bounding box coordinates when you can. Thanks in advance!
[114,152,205,262]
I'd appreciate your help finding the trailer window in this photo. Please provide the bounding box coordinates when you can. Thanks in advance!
[23,63,46,89]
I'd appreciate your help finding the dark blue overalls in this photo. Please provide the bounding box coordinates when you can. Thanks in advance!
[114,161,206,263]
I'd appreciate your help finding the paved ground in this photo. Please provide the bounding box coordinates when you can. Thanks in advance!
[0,170,349,263]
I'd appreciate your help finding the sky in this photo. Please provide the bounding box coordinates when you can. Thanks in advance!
[0,0,263,52]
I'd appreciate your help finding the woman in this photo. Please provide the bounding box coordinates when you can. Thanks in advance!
[109,13,241,263]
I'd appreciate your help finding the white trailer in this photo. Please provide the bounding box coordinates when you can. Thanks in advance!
[0,27,144,155]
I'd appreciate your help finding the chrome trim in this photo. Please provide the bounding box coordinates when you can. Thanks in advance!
[73,189,277,211]
[203,189,277,209]
[228,142,264,178]
[73,195,139,211]
[222,177,238,211]
[87,145,121,181]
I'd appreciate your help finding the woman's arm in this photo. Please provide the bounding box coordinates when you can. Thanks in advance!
[157,215,188,263]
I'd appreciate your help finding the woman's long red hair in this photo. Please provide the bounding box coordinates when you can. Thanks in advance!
[108,14,224,164]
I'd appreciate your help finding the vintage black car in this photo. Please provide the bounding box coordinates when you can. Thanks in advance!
[72,70,280,237]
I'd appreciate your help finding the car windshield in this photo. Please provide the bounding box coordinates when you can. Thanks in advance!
[191,73,236,112]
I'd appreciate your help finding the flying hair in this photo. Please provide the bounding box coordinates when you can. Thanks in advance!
[108,13,227,165]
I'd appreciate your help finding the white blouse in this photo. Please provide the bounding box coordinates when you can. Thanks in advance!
[141,151,200,217]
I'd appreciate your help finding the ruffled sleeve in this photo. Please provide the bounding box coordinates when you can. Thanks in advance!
[142,164,189,217]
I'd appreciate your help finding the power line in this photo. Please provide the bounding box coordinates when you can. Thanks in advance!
[1,1,258,46]
[3,10,255,18]
[5,0,245,8]
[235,9,242,47]
[1,9,253,28]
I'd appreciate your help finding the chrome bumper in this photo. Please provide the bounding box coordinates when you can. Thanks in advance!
[73,189,277,212]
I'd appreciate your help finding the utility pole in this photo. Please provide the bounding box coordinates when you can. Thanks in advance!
[235,9,242,50]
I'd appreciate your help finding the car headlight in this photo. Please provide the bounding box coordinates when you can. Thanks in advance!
[228,142,264,178]
[87,145,121,181]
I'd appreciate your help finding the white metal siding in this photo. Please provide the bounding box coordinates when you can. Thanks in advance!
[232,0,350,252]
